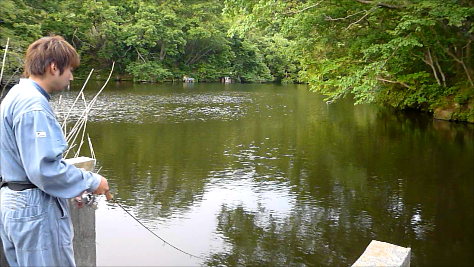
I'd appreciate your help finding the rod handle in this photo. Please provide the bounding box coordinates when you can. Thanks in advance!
[106,191,114,201]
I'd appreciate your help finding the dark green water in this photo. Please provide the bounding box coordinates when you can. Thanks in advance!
[53,81,474,266]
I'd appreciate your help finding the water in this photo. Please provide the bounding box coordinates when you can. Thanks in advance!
[52,81,474,266]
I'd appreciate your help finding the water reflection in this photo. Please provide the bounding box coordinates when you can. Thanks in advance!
[51,82,473,266]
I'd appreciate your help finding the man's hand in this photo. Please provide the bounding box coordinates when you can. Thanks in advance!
[73,191,87,209]
[93,175,109,195]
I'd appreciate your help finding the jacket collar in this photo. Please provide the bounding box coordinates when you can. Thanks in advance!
[20,79,51,101]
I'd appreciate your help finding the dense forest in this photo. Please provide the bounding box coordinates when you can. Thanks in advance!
[1,0,473,121]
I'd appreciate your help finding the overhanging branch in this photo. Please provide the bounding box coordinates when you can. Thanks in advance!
[355,0,406,9]
[376,77,410,88]
[325,10,365,21]
[284,0,325,14]
[345,6,379,31]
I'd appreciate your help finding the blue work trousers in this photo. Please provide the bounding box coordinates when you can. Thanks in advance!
[0,187,75,267]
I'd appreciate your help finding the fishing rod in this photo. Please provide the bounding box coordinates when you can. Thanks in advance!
[77,191,205,260]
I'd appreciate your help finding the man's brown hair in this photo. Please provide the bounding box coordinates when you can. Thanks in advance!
[24,35,80,78]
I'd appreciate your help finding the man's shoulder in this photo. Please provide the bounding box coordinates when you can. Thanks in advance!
[4,83,53,122]
[7,81,45,102]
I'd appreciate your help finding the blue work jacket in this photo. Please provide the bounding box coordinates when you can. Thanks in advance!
[0,79,100,198]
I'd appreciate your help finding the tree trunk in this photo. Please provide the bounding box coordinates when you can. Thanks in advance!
[439,42,474,87]
[466,41,473,83]
[433,53,446,87]
[426,48,441,86]
[456,45,463,74]
[159,43,166,60]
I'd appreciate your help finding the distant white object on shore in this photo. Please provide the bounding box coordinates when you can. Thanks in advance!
[183,76,195,83]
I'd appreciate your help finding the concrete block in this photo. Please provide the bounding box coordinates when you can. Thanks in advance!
[66,157,97,267]
[65,157,96,172]
[352,240,411,267]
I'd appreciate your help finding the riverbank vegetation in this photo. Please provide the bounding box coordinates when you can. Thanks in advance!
[1,0,473,121]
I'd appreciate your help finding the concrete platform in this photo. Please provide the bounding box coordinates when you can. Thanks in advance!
[352,240,411,267]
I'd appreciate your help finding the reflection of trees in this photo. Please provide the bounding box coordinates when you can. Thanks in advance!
[207,203,375,266]
[87,121,224,219]
[204,93,473,266]
[292,99,473,266]
[77,85,472,266]
[82,85,320,221]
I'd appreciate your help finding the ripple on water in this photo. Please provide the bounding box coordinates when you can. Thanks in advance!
[51,91,253,124]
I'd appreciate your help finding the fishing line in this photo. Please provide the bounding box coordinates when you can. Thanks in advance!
[108,196,205,260]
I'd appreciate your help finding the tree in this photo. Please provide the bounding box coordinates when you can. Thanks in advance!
[224,0,474,120]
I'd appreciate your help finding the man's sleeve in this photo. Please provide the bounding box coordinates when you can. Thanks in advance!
[14,109,101,198]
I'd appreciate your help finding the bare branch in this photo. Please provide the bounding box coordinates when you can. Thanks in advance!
[410,49,444,87]
[0,37,10,85]
[345,7,379,31]
[64,62,115,158]
[88,134,96,159]
[186,45,213,66]
[325,10,365,21]
[61,69,95,132]
[136,48,146,63]
[437,40,474,87]
[284,0,325,15]
[1,68,20,93]
[71,29,77,48]
[189,47,213,65]
[427,48,442,86]
[122,46,132,58]
[376,77,410,88]
[433,54,446,87]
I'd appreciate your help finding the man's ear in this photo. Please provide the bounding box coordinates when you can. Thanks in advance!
[49,62,58,75]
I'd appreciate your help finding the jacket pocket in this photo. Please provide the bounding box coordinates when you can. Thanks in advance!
[55,198,73,246]
[5,209,52,251]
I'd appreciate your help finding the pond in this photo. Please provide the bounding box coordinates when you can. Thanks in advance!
[52,81,474,266]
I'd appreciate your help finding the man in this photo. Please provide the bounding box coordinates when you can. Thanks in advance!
[0,36,109,266]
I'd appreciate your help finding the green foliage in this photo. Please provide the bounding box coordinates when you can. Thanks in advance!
[230,36,272,83]
[126,60,172,82]
[0,0,43,78]
[1,0,473,120]
[259,34,300,83]
[454,88,473,105]
[226,0,473,120]
[1,0,283,83]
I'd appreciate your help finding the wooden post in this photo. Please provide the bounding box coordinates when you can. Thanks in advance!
[352,240,411,267]
[0,157,97,267]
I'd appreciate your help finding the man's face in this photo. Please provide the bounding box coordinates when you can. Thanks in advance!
[51,65,74,92]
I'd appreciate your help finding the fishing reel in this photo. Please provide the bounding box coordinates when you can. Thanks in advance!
[71,193,99,210]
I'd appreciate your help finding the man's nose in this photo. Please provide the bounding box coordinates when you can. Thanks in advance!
[70,73,74,81]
